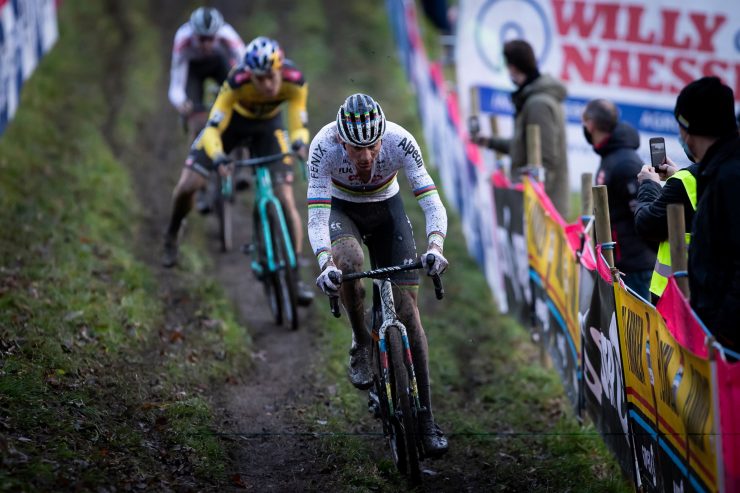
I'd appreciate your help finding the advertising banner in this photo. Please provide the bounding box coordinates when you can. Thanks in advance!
[658,277,727,492]
[493,185,530,322]
[524,178,581,411]
[455,0,740,189]
[652,312,717,492]
[613,283,667,492]
[583,253,635,480]
[715,355,740,492]
[0,0,59,135]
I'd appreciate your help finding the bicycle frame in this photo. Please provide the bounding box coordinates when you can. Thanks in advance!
[235,153,296,277]
[375,279,423,414]
[253,165,296,275]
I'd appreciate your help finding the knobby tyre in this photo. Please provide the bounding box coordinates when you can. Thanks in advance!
[266,202,298,330]
[255,204,282,324]
[215,174,233,252]
[372,328,408,474]
[387,327,421,483]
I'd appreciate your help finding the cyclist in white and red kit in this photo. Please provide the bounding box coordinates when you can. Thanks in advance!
[168,7,245,130]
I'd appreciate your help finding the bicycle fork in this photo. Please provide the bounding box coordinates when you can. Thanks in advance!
[375,281,423,416]
[248,193,296,279]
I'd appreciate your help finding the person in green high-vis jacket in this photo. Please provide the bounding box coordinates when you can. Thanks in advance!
[634,158,698,303]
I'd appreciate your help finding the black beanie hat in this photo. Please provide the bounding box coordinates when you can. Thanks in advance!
[503,40,538,77]
[674,76,737,137]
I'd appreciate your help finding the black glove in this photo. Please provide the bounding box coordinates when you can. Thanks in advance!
[291,140,308,161]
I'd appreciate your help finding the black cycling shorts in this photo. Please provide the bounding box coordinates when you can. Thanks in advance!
[186,112,293,183]
[330,194,419,287]
[185,55,231,112]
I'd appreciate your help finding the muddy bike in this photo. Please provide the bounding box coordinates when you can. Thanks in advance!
[237,152,300,330]
[328,254,444,483]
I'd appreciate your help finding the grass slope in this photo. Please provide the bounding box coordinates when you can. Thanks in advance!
[0,1,249,490]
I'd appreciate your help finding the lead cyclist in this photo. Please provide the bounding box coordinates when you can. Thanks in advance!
[307,93,449,456]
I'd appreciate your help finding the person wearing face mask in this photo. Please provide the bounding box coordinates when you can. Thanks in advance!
[633,153,697,303]
[471,39,569,217]
[674,76,740,352]
[582,99,657,300]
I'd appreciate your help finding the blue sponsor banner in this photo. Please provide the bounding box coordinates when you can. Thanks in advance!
[478,86,679,136]
[0,0,59,136]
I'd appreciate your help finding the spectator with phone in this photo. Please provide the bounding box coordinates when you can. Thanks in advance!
[674,76,740,353]
[634,147,697,303]
[471,40,570,217]
[582,99,657,299]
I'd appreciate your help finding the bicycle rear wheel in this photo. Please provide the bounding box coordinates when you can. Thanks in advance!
[215,175,233,252]
[266,203,298,330]
[387,327,421,483]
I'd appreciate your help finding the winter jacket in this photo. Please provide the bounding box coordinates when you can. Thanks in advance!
[488,74,570,217]
[634,163,699,243]
[593,122,657,273]
[689,134,740,352]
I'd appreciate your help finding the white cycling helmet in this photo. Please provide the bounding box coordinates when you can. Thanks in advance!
[190,7,224,37]
[336,93,386,147]
[243,36,284,74]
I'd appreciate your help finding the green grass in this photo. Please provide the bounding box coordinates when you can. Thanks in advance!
[0,0,249,489]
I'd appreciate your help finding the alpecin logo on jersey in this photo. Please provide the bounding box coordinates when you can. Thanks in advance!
[397,137,423,168]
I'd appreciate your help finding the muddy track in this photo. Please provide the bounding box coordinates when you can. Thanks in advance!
[116,1,331,491]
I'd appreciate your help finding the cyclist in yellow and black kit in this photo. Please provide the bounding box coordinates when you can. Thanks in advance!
[163,36,314,305]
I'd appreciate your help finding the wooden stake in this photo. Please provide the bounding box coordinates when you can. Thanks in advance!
[667,203,690,299]
[593,185,615,270]
[581,173,593,217]
[469,86,479,117]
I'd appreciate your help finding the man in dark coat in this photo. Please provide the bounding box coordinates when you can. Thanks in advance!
[472,40,570,217]
[582,99,657,299]
[675,76,740,353]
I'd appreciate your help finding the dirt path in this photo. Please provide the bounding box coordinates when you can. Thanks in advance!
[120,2,333,491]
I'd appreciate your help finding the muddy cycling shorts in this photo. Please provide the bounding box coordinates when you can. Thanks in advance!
[186,112,293,184]
[329,193,419,287]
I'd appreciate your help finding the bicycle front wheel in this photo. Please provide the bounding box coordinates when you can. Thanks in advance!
[215,175,233,252]
[387,328,421,483]
[266,202,298,331]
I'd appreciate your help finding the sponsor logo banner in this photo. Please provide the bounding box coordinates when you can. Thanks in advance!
[524,178,581,411]
[583,255,635,478]
[0,0,59,135]
[455,0,740,189]
[493,185,530,322]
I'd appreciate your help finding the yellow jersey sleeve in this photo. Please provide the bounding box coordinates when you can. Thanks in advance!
[202,80,238,159]
[286,82,309,145]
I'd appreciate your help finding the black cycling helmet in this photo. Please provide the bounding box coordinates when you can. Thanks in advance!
[190,7,224,37]
[336,93,386,147]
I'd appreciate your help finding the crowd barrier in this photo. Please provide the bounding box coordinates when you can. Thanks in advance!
[386,0,739,490]
[0,0,59,136]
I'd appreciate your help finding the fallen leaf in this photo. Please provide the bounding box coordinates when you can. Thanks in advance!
[230,474,247,489]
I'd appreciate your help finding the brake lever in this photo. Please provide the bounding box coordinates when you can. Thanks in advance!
[328,270,342,317]
[425,254,445,300]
